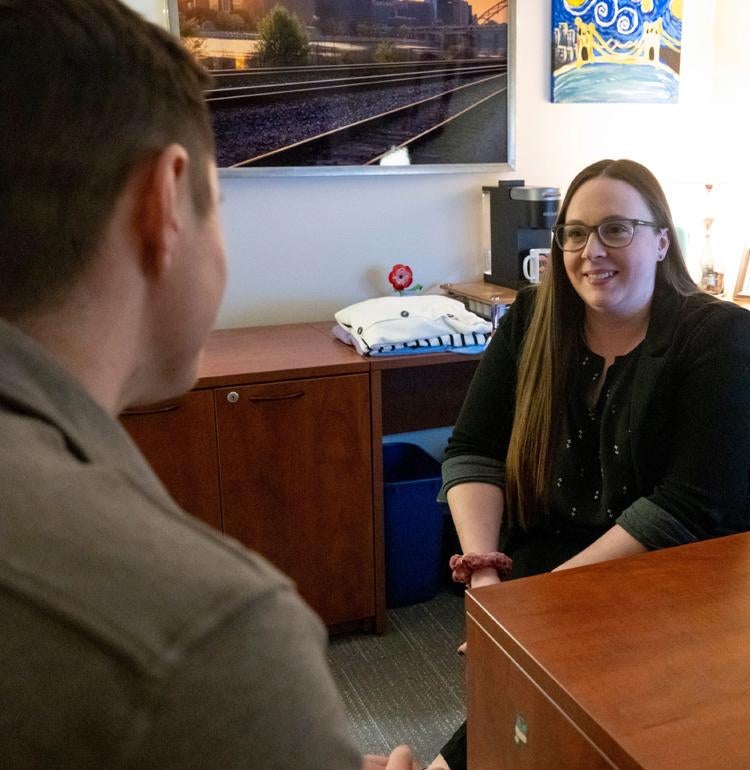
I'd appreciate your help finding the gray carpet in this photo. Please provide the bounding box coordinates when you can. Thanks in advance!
[328,590,466,766]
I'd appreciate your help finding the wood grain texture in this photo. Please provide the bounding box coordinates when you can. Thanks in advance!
[467,614,616,769]
[466,533,750,769]
[197,323,368,388]
[120,390,222,530]
[369,368,387,633]
[215,373,375,626]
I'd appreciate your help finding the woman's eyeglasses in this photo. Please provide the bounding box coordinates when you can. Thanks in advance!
[553,219,660,251]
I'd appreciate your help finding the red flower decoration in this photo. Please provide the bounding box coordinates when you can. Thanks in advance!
[388,264,413,292]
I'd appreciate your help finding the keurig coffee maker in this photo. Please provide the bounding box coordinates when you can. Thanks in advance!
[483,180,561,288]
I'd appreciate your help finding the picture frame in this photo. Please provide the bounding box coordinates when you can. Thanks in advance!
[167,0,515,174]
[733,247,750,300]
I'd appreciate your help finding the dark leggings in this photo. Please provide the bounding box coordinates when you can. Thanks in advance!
[440,721,467,770]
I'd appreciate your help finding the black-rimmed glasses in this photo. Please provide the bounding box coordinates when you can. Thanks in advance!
[553,219,660,251]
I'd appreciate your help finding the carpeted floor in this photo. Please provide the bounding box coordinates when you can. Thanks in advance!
[328,590,467,766]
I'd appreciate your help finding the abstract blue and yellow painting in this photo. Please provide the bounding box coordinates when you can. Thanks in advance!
[552,0,683,103]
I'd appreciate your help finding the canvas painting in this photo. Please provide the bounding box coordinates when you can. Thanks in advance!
[175,0,513,169]
[551,0,682,103]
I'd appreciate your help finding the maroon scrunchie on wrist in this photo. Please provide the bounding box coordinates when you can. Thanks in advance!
[449,552,513,585]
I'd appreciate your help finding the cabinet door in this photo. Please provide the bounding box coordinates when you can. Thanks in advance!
[216,374,374,626]
[120,390,222,531]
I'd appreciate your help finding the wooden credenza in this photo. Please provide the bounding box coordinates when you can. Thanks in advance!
[466,533,750,769]
[122,321,483,631]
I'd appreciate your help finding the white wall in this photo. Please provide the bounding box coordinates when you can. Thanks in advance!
[126,0,168,25]
[514,1,716,187]
[129,0,749,327]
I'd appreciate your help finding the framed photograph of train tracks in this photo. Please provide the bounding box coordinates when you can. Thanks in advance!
[168,0,515,172]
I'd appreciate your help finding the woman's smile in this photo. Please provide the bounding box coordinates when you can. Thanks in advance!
[583,268,618,284]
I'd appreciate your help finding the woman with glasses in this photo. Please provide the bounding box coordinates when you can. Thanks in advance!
[428,159,750,770]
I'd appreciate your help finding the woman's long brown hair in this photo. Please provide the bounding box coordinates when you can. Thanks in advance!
[504,159,697,530]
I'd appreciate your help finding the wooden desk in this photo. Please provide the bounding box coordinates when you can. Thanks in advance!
[466,533,750,769]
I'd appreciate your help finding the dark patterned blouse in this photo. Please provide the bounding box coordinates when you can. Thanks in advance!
[550,342,643,540]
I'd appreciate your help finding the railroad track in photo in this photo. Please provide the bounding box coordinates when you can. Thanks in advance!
[207,59,505,101]
[207,58,508,167]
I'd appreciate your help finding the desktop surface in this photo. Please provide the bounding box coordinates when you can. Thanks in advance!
[466,533,750,769]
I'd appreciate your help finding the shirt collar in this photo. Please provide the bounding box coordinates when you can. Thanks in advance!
[0,318,144,469]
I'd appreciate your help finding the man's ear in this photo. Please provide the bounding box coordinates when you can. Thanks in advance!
[136,144,190,278]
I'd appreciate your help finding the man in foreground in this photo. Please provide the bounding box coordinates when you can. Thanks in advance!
[0,1,418,767]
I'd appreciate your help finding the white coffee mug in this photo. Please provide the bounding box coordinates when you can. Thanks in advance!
[523,248,548,284]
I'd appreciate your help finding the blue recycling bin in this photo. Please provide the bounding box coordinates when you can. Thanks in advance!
[383,442,444,607]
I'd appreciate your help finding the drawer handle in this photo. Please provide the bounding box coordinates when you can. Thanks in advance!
[246,391,304,402]
[122,402,180,415]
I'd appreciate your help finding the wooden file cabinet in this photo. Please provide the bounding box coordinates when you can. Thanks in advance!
[122,321,484,631]
[214,373,374,627]
[122,324,375,629]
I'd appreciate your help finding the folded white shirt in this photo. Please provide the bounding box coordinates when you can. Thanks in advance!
[334,295,492,354]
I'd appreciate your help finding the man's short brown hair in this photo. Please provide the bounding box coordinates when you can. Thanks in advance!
[0,0,214,319]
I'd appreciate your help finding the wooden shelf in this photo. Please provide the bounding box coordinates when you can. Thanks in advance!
[124,315,496,632]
